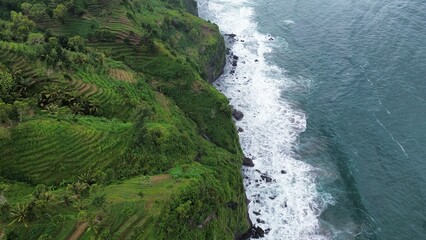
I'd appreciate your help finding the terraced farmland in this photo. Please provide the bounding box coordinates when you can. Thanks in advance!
[0,117,132,185]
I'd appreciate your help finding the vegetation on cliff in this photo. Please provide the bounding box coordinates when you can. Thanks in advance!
[0,0,249,239]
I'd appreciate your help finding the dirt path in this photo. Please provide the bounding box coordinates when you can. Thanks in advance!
[68,222,89,240]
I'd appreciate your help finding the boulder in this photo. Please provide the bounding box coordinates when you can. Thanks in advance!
[232,109,244,120]
[243,157,254,167]
[252,226,265,238]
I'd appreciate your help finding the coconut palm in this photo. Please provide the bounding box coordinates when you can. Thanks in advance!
[9,203,28,227]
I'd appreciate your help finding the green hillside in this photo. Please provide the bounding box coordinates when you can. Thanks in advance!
[0,0,250,239]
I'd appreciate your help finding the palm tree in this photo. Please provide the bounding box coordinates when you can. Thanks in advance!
[9,203,28,227]
[78,172,96,185]
[72,199,85,212]
[61,194,71,206]
[67,181,89,196]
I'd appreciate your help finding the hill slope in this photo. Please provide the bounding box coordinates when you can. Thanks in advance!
[0,0,250,239]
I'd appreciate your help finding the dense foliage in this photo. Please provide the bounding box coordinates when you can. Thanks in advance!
[0,0,249,239]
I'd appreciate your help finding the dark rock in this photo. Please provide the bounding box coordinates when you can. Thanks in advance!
[256,218,265,224]
[252,226,265,238]
[260,174,272,183]
[241,40,245,42]
[255,59,259,62]
[233,55,239,60]
[255,199,260,203]
[238,127,244,132]
[269,37,274,41]
[237,226,265,240]
[226,201,238,210]
[225,33,237,38]
[232,109,244,120]
[265,228,271,234]
[226,48,231,55]
[243,157,254,167]
[252,211,261,216]
[281,170,287,174]
[269,196,276,200]
[232,60,238,67]
[230,70,235,74]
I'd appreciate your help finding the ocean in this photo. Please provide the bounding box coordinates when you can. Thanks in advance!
[198,0,426,239]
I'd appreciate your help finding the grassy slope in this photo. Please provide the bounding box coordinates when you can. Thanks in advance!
[0,0,249,239]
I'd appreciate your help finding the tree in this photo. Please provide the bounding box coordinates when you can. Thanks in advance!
[28,3,48,20]
[67,35,85,51]
[61,194,72,206]
[9,203,29,227]
[22,3,48,20]
[13,99,31,122]
[0,101,14,124]
[53,4,68,23]
[20,2,33,15]
[67,181,89,196]
[0,65,15,101]
[9,11,36,41]
[27,32,45,45]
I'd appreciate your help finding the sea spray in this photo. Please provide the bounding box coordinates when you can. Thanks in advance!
[198,0,331,239]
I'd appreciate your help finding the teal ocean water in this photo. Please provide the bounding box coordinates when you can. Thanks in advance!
[199,0,426,239]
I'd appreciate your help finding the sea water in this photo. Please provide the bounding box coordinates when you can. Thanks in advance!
[198,0,426,239]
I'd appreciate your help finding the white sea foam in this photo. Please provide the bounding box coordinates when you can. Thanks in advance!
[198,0,331,239]
[283,19,295,25]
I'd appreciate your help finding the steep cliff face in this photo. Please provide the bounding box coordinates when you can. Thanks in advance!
[165,0,199,16]
[0,0,249,239]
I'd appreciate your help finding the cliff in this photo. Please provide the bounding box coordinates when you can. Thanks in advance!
[0,0,249,239]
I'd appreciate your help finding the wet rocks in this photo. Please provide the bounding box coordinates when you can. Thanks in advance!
[260,173,272,183]
[256,218,265,224]
[281,170,287,174]
[238,127,244,132]
[243,157,254,167]
[232,109,244,120]
[252,211,261,216]
[251,226,265,238]
[225,33,236,38]
[237,226,265,240]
